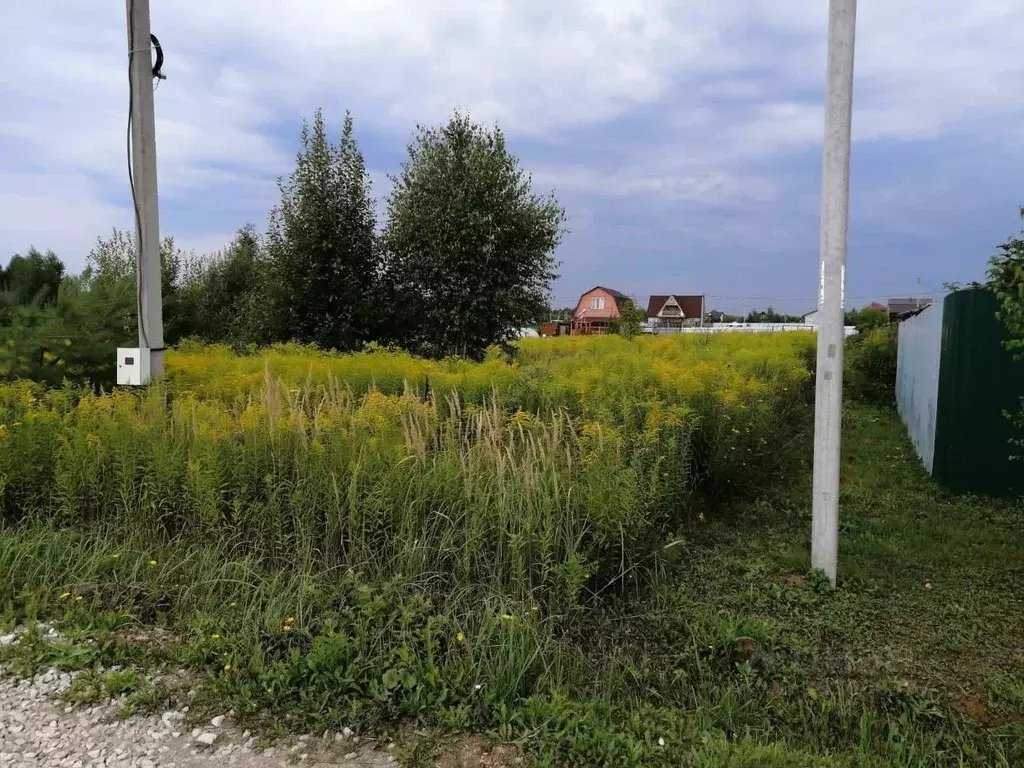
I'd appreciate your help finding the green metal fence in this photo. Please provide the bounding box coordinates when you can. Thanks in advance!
[931,289,1024,496]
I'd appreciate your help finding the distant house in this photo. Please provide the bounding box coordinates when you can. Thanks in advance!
[706,309,726,323]
[539,321,570,337]
[802,310,819,326]
[572,286,629,334]
[888,297,934,321]
[646,295,705,329]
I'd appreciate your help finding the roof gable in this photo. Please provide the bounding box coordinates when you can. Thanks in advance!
[647,294,704,319]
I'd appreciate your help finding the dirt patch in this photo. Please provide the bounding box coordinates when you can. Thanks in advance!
[114,626,178,649]
[437,736,524,767]
[952,693,999,727]
[780,573,808,589]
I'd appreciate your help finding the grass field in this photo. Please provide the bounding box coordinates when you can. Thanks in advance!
[1,336,1022,765]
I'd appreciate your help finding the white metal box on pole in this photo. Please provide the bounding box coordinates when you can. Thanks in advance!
[116,348,151,386]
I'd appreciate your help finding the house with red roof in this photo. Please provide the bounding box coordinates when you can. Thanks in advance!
[646,295,706,329]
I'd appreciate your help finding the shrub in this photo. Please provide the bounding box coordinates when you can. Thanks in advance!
[844,325,897,406]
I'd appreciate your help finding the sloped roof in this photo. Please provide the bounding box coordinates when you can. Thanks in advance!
[576,286,629,308]
[646,294,705,319]
[590,286,627,299]
[888,297,934,315]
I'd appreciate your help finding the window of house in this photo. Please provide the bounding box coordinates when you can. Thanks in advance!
[590,296,605,310]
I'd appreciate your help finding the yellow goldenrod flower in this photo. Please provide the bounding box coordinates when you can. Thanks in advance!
[148,560,157,567]
[499,613,513,621]
[456,632,465,643]
[59,592,71,600]
[210,634,221,640]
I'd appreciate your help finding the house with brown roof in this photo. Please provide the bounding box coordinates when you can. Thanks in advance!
[646,295,706,329]
[572,286,629,334]
[888,297,934,321]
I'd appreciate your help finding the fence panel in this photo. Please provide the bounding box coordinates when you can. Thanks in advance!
[897,302,945,472]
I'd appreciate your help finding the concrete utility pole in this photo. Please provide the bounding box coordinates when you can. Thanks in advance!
[812,0,857,586]
[126,0,165,379]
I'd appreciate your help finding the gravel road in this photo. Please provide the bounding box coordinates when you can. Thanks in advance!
[0,666,397,767]
[0,625,518,767]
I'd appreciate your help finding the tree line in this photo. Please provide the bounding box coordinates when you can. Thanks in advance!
[1,110,566,386]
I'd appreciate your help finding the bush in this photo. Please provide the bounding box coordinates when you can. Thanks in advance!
[844,324,897,405]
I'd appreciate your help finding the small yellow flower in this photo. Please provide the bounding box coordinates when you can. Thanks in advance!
[111,553,120,560]
[499,613,514,622]
[148,560,157,568]
[223,663,231,672]
[282,625,292,633]
[59,592,71,600]
[210,633,221,640]
[285,616,295,624]
[229,602,237,608]
[74,595,84,602]
[456,631,465,643]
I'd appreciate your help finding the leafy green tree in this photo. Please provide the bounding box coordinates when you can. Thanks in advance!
[267,109,378,350]
[187,226,273,345]
[987,207,1024,456]
[988,207,1024,355]
[844,306,889,333]
[382,112,565,359]
[617,298,647,339]
[1,248,65,307]
[745,306,802,323]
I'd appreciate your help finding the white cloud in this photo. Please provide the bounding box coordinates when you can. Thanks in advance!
[0,174,131,268]
[0,0,1021,271]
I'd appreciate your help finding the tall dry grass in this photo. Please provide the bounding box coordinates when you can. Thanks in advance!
[0,333,814,608]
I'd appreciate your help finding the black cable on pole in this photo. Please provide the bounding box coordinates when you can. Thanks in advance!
[150,33,166,79]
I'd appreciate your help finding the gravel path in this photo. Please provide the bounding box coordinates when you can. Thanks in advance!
[0,668,397,767]
[0,626,518,767]
[0,627,395,768]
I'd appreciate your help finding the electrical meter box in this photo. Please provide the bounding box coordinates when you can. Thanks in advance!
[116,347,151,386]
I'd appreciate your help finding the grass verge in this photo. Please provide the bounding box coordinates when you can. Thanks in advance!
[1,403,1023,766]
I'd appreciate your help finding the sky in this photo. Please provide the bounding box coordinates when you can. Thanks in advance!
[1,2,1022,316]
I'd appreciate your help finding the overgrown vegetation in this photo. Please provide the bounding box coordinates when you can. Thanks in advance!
[844,323,898,406]
[2,391,1022,765]
[0,335,813,609]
